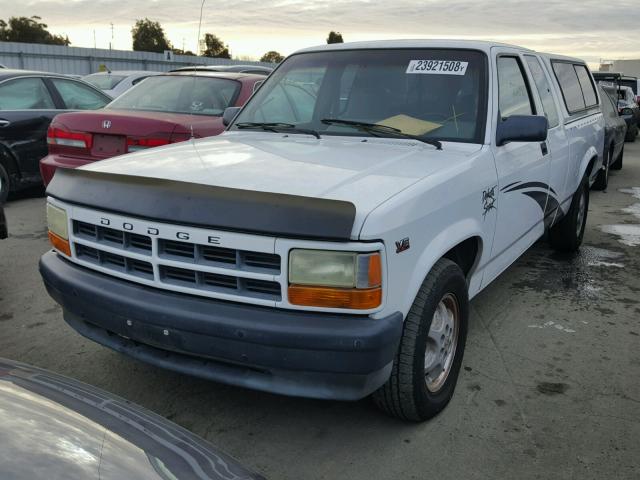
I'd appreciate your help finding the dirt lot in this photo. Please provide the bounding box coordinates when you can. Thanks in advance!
[1,143,640,479]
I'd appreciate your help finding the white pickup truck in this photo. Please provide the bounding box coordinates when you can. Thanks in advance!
[40,40,604,421]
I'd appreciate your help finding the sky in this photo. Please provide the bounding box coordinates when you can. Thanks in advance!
[3,0,639,63]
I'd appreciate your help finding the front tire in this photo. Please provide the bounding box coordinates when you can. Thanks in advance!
[592,146,611,191]
[610,145,623,170]
[625,124,637,142]
[373,258,468,422]
[0,163,10,204]
[549,176,588,252]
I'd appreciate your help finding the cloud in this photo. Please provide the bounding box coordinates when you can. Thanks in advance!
[4,0,638,60]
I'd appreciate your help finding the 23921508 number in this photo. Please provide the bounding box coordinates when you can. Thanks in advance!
[406,60,469,75]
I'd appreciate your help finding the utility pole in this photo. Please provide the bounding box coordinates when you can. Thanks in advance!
[93,30,96,49]
[110,23,114,50]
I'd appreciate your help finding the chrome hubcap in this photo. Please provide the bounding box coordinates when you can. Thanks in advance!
[576,189,586,238]
[424,293,460,393]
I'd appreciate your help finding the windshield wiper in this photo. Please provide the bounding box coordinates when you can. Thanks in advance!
[235,122,321,139]
[321,118,442,150]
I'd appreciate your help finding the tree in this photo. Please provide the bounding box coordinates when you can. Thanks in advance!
[260,51,284,64]
[172,48,196,56]
[201,33,230,58]
[131,18,171,53]
[0,16,70,45]
[327,31,344,44]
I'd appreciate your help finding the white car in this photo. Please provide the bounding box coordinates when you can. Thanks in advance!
[82,70,161,98]
[40,40,604,421]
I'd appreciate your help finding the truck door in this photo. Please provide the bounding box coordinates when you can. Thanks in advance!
[523,54,570,227]
[484,53,551,285]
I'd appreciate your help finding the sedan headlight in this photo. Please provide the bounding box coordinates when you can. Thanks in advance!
[46,203,71,256]
[288,249,382,309]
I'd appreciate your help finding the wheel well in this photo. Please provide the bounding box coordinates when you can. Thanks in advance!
[443,237,481,278]
[586,155,598,177]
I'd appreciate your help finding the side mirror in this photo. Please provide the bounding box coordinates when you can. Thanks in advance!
[496,115,548,146]
[222,106,242,127]
[252,80,264,94]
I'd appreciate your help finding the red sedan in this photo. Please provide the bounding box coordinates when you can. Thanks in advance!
[40,71,263,185]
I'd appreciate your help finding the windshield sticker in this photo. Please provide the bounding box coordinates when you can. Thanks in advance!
[406,60,468,75]
[378,115,442,136]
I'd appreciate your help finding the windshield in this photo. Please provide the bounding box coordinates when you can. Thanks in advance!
[83,74,127,90]
[231,49,487,143]
[106,76,241,116]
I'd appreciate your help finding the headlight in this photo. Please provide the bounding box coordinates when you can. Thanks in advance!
[288,249,382,309]
[46,203,71,256]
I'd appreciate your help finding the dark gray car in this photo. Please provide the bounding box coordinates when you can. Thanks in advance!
[0,358,265,479]
[0,70,111,201]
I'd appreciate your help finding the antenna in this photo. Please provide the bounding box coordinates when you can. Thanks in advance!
[189,0,206,140]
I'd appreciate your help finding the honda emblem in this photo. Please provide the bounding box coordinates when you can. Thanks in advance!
[102,120,112,129]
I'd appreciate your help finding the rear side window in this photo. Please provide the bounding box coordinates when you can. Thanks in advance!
[0,77,55,110]
[552,62,585,112]
[552,62,598,113]
[50,78,110,110]
[574,65,597,107]
[497,56,534,117]
[524,55,559,128]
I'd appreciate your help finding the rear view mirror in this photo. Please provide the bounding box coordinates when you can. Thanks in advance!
[222,107,242,127]
[496,115,547,146]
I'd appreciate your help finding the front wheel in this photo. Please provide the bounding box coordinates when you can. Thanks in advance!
[373,258,468,422]
[549,176,588,252]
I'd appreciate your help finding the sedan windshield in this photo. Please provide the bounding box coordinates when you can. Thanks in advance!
[232,49,487,143]
[106,76,241,116]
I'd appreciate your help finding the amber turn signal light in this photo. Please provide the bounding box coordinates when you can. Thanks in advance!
[48,231,71,257]
[288,285,382,309]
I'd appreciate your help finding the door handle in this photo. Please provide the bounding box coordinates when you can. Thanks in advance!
[0,119,10,128]
[540,142,548,156]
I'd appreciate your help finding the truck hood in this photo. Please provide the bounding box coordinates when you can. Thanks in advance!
[84,131,482,236]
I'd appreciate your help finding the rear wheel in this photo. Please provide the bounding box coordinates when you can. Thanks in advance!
[373,258,468,422]
[611,145,624,170]
[625,124,638,142]
[0,163,9,203]
[549,175,588,252]
[592,146,612,191]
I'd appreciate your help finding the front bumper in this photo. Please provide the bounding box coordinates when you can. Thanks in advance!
[40,251,403,400]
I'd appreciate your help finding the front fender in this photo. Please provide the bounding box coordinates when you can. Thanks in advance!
[401,219,484,315]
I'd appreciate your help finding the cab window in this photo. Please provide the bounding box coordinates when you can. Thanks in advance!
[497,56,534,118]
[0,77,55,110]
[524,55,560,128]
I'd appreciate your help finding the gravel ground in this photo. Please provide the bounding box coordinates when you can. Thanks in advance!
[1,142,640,479]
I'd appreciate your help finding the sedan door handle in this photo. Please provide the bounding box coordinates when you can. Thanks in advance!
[0,119,10,128]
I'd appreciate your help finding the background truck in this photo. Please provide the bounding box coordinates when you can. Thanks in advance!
[40,40,604,421]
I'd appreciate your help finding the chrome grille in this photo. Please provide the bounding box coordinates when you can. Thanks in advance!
[71,219,282,302]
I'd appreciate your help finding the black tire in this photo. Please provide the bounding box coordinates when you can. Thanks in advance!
[625,124,637,142]
[592,146,611,191]
[549,175,588,252]
[373,258,468,422]
[0,163,9,204]
[611,145,624,170]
